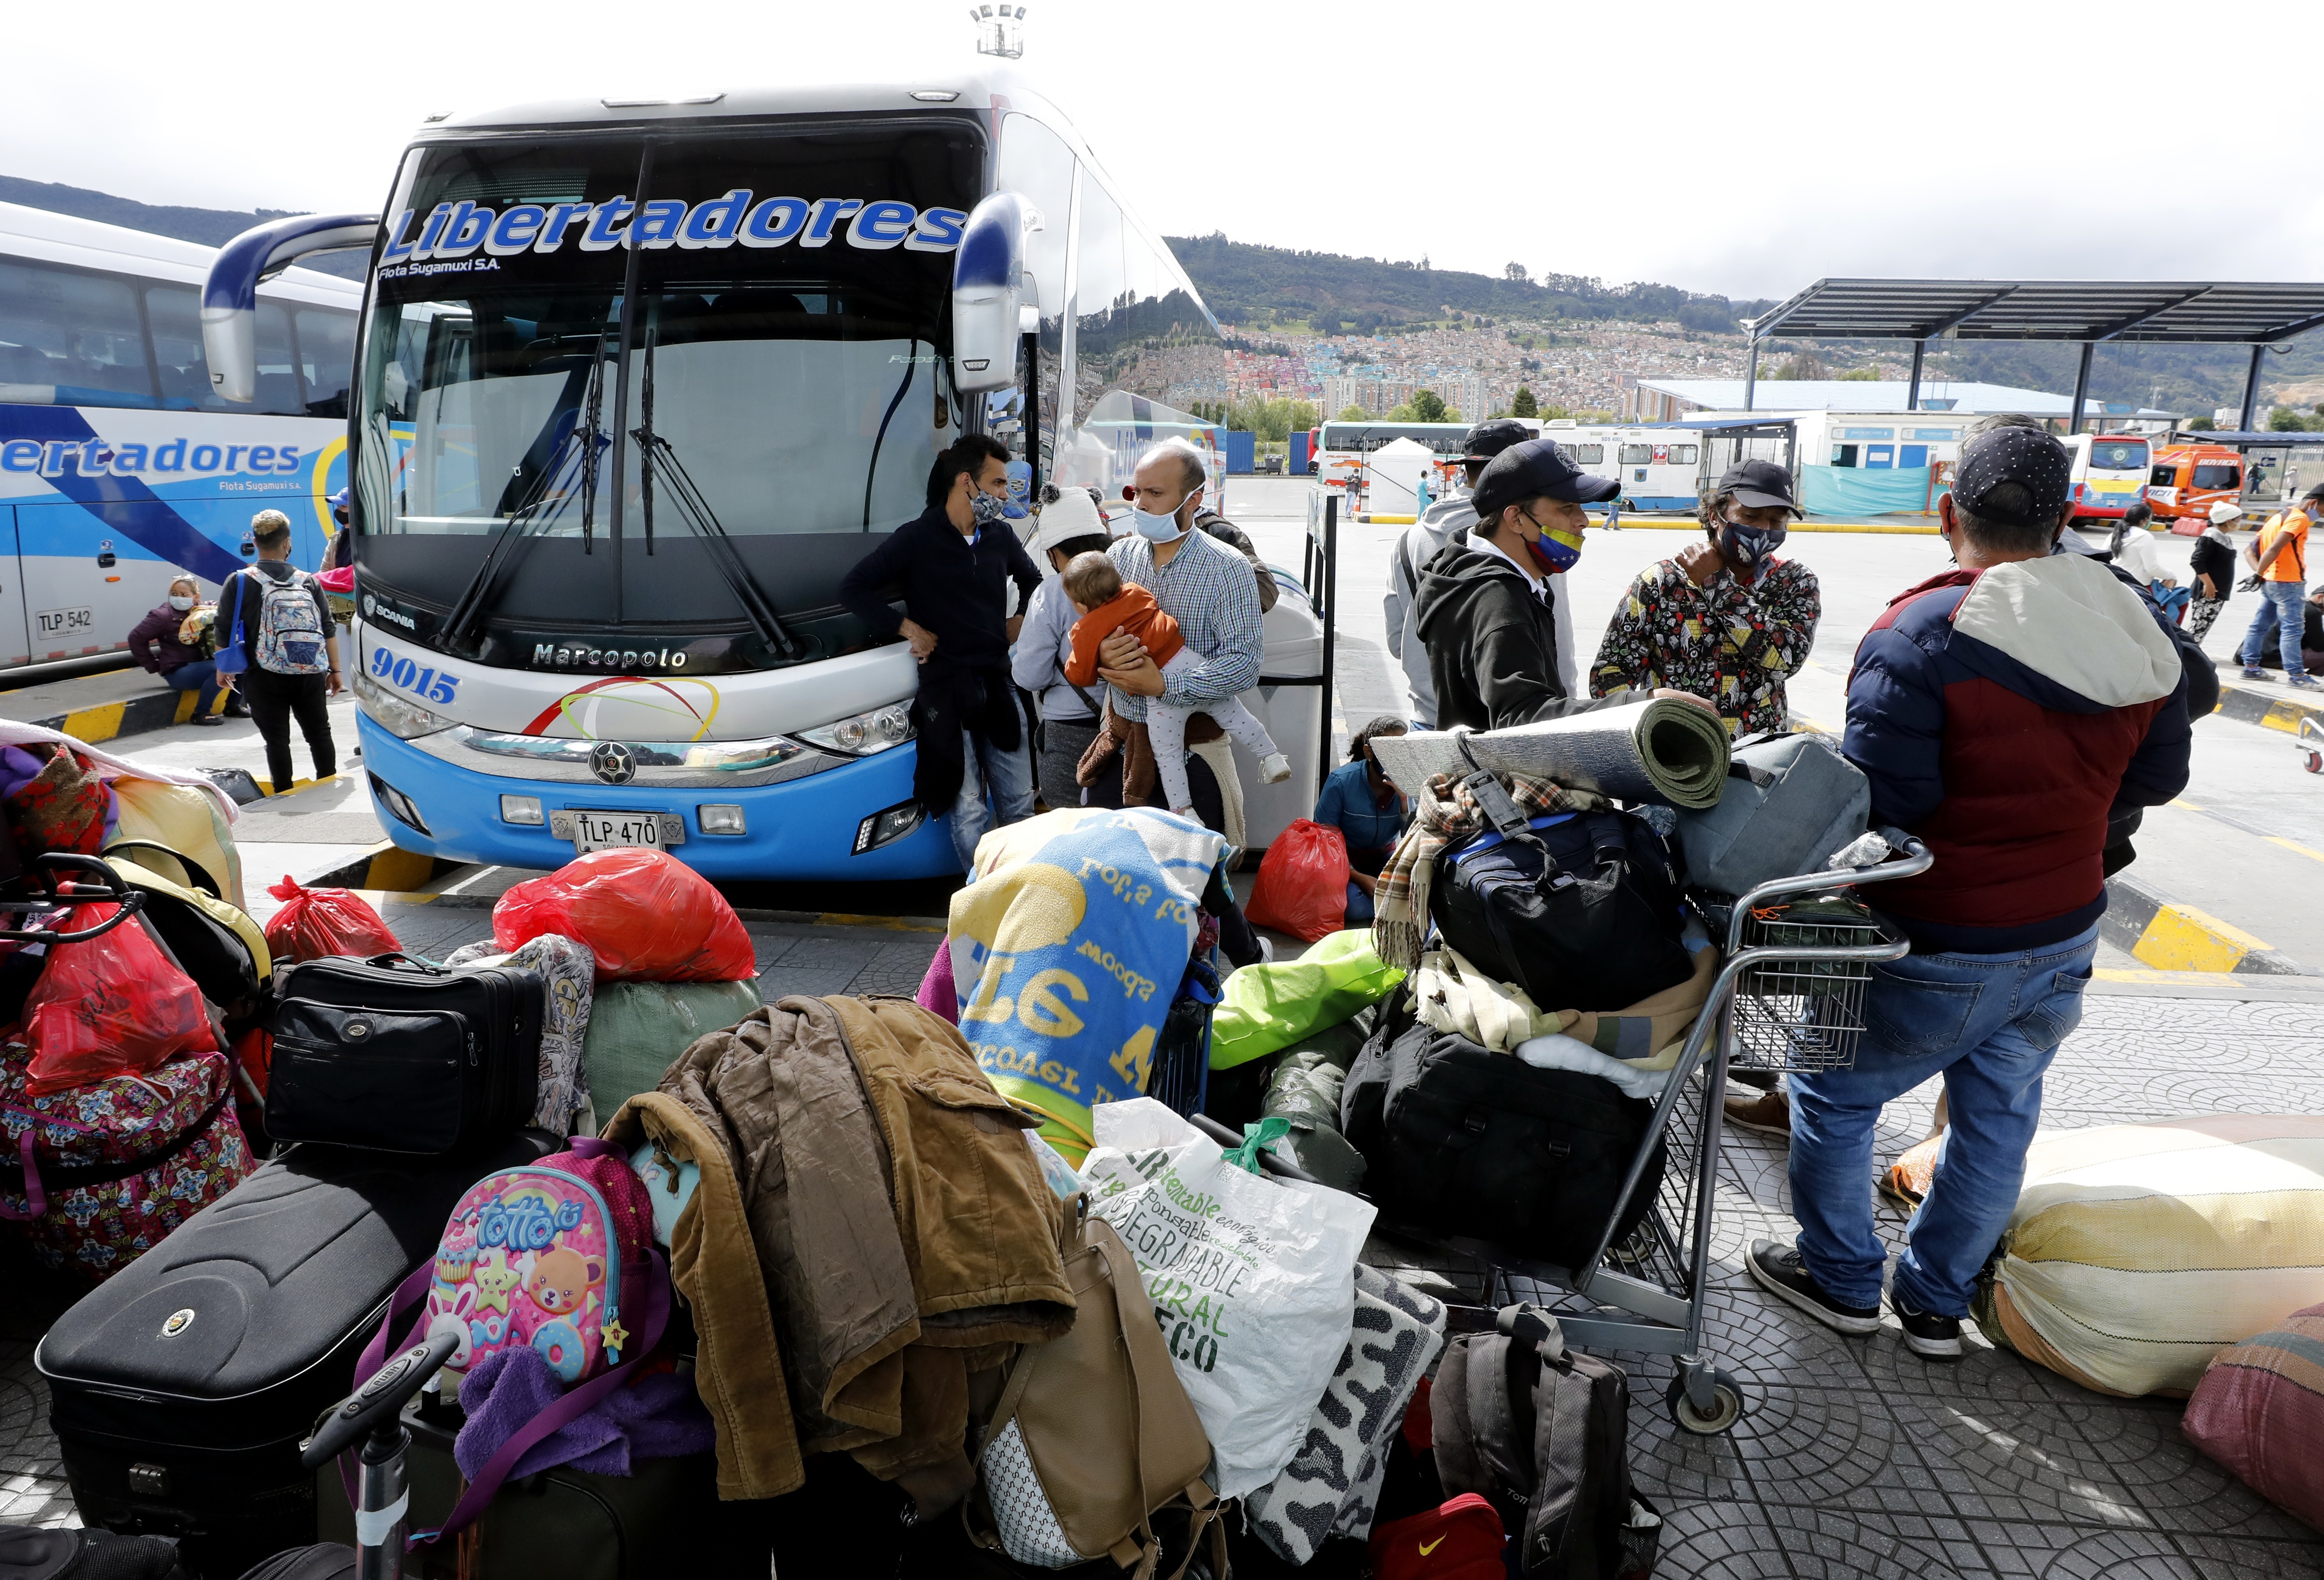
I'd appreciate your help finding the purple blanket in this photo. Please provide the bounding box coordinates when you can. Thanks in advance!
[454,1344,714,1481]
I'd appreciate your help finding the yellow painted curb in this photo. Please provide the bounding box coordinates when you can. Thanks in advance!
[363,846,439,891]
[60,701,126,744]
[2133,903,2276,974]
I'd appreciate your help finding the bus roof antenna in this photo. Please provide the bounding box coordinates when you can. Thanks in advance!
[972,5,1026,57]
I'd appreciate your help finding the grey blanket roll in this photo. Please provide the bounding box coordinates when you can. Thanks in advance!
[1369,697,1731,809]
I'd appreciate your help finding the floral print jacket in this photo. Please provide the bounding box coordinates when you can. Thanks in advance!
[1589,556,1822,736]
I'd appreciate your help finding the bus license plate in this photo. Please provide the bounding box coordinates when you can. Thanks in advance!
[548,810,686,853]
[34,607,94,640]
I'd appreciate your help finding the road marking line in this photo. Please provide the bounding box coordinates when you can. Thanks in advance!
[2264,835,2324,866]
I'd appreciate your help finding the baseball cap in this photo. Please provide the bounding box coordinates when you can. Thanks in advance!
[1031,485,1106,553]
[1470,439,1621,520]
[2304,481,2324,503]
[327,487,350,514]
[1952,425,2072,529]
[1717,459,1801,516]
[1460,420,1533,465]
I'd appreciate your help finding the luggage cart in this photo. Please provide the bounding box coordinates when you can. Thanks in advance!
[1386,832,1932,1436]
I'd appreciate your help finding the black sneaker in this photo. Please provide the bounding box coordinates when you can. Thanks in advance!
[1892,1289,1965,1359]
[1745,1240,1882,1335]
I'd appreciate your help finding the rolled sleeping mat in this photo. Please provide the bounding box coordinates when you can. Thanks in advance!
[1369,696,1731,809]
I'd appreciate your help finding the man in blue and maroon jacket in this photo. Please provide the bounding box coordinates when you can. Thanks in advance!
[1746,422,2192,1360]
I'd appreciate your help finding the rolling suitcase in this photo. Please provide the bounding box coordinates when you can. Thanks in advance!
[266,952,544,1155]
[38,1131,557,1579]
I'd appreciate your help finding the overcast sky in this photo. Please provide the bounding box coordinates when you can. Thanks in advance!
[7,0,2320,302]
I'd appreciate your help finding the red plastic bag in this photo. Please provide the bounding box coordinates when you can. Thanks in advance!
[23,905,220,1096]
[491,846,756,983]
[1243,819,1351,943]
[264,875,402,964]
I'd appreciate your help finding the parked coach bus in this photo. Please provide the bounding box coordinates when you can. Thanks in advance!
[0,203,356,667]
[205,69,1303,881]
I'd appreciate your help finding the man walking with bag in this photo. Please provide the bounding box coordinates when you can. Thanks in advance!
[221,510,342,794]
[1746,424,2191,1357]
[2237,483,2322,689]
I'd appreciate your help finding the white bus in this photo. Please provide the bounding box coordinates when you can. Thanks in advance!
[1315,419,1540,510]
[0,202,358,666]
[208,66,1320,881]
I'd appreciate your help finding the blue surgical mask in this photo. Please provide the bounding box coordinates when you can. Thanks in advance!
[1131,490,1197,543]
[970,491,1008,527]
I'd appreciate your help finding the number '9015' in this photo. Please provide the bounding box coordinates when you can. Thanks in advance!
[369,644,460,706]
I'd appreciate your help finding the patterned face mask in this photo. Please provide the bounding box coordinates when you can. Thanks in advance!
[1521,514,1585,574]
[1718,518,1787,582]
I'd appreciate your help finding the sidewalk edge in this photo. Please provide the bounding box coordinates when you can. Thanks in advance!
[2101,871,2309,976]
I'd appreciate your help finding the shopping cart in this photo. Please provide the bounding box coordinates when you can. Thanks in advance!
[1372,829,1932,1436]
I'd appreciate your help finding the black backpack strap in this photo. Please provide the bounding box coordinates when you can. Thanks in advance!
[1521,1346,1600,1576]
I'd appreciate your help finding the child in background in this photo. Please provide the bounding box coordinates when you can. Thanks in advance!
[1062,551,1291,816]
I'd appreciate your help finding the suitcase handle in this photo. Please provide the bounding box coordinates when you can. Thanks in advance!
[364,952,444,974]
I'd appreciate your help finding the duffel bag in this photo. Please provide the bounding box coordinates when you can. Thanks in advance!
[581,978,762,1123]
[1430,809,1692,1017]
[267,952,544,1155]
[0,1049,253,1280]
[1674,730,1868,898]
[1346,1019,1664,1271]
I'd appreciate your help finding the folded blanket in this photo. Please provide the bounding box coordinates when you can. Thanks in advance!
[455,1343,716,1482]
[948,807,1224,1162]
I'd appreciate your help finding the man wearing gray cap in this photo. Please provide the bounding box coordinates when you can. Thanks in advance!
[1746,422,2191,1360]
[1384,420,1534,727]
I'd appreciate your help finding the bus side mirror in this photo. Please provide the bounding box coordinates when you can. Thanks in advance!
[950,192,1032,395]
[202,212,381,403]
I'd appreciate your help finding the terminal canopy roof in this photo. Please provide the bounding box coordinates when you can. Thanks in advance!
[1747,279,2324,345]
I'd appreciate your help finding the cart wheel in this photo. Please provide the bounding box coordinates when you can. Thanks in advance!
[1666,1370,1745,1435]
[2306,750,2322,774]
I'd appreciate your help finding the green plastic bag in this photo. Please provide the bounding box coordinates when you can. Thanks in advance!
[584,978,763,1118]
[1210,929,1405,1070]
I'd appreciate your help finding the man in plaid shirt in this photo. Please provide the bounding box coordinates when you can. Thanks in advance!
[1590,460,1822,736]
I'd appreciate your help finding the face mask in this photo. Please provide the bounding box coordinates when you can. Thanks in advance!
[168,595,194,611]
[1518,512,1584,574]
[969,491,1008,527]
[1718,520,1787,581]
[1131,489,1196,543]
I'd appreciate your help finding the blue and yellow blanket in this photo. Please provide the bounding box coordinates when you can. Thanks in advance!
[948,808,1225,1163]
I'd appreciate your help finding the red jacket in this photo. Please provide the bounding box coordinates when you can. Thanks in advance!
[1065,584,1185,688]
[1842,554,2191,951]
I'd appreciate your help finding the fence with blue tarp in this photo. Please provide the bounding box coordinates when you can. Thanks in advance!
[1797,464,1948,516]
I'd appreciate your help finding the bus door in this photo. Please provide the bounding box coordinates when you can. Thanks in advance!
[0,507,25,668]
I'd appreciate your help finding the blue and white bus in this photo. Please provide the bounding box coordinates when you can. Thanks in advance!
[206,67,1282,881]
[0,202,357,666]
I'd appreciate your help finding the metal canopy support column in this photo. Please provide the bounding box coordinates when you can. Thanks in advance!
[1743,337,1761,412]
[2241,344,2267,432]
[1905,341,1925,416]
[2068,343,2095,435]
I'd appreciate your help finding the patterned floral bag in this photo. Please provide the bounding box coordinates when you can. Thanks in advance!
[0,1049,254,1279]
[445,932,594,1134]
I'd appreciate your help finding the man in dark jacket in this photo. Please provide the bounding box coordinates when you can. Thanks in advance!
[1746,424,2192,1361]
[1411,438,1648,730]
[840,434,1044,869]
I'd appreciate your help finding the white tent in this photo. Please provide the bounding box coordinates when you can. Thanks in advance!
[1365,437,1435,516]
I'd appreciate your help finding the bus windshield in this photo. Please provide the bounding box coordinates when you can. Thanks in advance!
[2087,438,2149,473]
[356,126,979,545]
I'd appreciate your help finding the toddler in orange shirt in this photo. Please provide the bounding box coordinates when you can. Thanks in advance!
[1062,552,1290,815]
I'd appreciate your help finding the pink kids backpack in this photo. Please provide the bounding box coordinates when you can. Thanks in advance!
[355,1137,667,1548]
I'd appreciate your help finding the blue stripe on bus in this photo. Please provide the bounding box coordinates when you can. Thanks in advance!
[0,407,246,583]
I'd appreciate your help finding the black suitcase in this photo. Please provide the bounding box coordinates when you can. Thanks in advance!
[38,1131,557,1579]
[1343,1020,1665,1272]
[266,952,543,1155]
[1431,809,1693,1015]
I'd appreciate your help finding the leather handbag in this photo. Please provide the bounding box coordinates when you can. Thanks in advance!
[970,1194,1220,1578]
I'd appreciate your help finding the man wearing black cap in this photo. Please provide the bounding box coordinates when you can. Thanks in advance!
[1590,459,1821,736]
[1744,422,2191,1361]
[1384,419,1533,726]
[1413,438,1706,731]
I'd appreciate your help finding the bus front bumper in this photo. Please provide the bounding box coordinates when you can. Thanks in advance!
[354,719,963,881]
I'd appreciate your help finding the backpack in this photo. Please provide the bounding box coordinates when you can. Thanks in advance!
[236,567,329,675]
[1431,806,1693,1015]
[1431,1306,1660,1580]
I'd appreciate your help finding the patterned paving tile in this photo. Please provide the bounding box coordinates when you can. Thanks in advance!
[1761,1504,1969,1577]
[2071,1394,2324,1543]
[0,1472,77,1526]
[1651,1500,1792,1580]
[2166,1532,2324,1578]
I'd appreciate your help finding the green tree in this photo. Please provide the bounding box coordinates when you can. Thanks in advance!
[2270,407,2313,432]
[1384,402,1418,422]
[1511,385,1539,418]
[1410,389,1450,423]
[1838,367,1881,382]
[1337,403,1370,421]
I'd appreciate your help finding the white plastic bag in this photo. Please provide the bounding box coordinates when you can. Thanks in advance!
[1078,1098,1377,1498]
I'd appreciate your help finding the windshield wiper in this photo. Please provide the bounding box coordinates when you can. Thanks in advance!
[630,331,805,661]
[442,336,610,653]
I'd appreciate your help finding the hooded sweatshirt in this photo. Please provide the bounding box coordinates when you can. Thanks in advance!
[1843,551,2191,951]
[1411,527,1612,732]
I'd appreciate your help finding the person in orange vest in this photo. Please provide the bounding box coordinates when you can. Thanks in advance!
[2237,483,2323,690]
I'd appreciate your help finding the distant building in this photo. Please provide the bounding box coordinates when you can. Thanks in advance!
[1324,376,1416,416]
[1623,377,2177,425]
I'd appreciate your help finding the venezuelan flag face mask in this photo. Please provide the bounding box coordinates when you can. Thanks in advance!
[1520,513,1586,575]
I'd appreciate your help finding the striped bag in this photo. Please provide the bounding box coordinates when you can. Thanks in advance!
[1973,1115,2324,1397]
[2183,1303,2324,1530]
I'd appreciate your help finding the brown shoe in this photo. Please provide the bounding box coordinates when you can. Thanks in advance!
[1723,1087,1791,1141]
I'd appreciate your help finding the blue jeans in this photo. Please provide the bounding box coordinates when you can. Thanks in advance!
[2239,581,2308,681]
[949,720,1038,869]
[1786,922,2097,1316]
[162,658,225,715]
[1344,880,1375,923]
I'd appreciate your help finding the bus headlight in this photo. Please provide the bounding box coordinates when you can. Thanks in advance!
[800,702,915,757]
[354,669,458,740]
